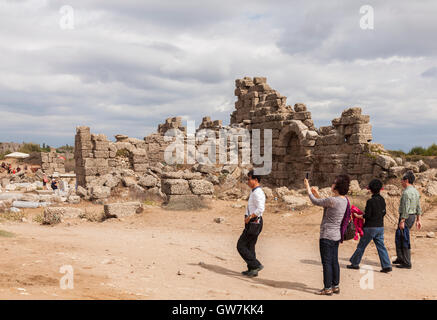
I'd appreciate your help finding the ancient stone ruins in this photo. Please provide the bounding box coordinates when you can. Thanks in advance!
[73,76,420,201]
[2,76,437,221]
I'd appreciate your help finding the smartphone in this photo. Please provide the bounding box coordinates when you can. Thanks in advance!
[305,172,310,179]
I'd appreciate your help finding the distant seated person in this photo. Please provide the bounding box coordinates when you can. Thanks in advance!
[17,167,21,173]
[51,179,58,190]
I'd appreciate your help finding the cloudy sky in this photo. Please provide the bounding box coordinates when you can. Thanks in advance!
[0,0,436,151]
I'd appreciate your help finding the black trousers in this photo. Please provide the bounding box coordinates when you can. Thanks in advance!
[319,238,340,289]
[237,217,263,270]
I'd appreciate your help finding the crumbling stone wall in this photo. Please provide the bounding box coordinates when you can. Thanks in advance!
[145,117,186,164]
[312,108,374,186]
[231,76,388,188]
[41,152,66,174]
[27,151,66,174]
[0,142,23,154]
[75,127,111,188]
[232,77,318,187]
[74,76,401,191]
[75,126,149,188]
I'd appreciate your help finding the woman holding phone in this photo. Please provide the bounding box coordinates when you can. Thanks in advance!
[304,174,350,296]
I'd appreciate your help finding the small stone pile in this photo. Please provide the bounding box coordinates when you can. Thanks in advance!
[75,165,164,202]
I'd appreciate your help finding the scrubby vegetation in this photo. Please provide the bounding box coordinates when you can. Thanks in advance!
[56,144,74,153]
[388,143,437,158]
[0,149,11,160]
[408,143,437,156]
[18,143,45,154]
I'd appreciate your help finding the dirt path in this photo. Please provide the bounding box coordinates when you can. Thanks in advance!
[0,200,436,299]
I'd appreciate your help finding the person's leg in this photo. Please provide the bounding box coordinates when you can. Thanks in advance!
[238,222,262,271]
[237,228,251,270]
[331,240,340,288]
[394,219,405,264]
[373,228,392,269]
[350,228,373,266]
[250,219,263,269]
[247,233,262,270]
[319,239,333,290]
[400,215,415,268]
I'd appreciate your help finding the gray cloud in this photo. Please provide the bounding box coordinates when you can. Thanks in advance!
[0,0,436,151]
[422,66,437,78]
[276,1,437,61]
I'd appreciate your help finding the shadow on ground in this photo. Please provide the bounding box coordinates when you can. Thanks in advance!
[190,262,319,295]
[300,258,380,270]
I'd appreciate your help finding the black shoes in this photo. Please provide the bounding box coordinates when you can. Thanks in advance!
[348,265,392,272]
[256,265,264,272]
[392,259,403,265]
[242,265,264,277]
[347,264,360,270]
[245,269,259,277]
[396,264,412,269]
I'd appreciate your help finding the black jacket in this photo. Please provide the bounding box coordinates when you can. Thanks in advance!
[363,194,386,228]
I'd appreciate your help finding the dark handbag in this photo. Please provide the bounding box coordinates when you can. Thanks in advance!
[343,220,356,241]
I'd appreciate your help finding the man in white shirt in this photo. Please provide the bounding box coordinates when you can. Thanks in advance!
[237,170,266,277]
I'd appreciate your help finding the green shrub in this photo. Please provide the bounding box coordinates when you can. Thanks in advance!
[407,143,437,156]
[56,144,74,153]
[0,149,11,160]
[116,149,130,157]
[424,143,437,156]
[19,143,42,154]
[408,146,426,155]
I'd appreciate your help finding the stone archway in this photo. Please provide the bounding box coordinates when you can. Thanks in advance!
[272,120,315,188]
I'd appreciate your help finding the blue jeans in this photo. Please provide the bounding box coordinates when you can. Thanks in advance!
[350,227,391,269]
[319,238,340,289]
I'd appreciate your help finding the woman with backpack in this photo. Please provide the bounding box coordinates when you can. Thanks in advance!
[304,175,351,296]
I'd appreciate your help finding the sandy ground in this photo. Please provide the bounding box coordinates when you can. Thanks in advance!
[0,199,436,300]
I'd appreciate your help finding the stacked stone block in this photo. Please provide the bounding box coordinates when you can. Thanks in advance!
[75,127,151,188]
[312,107,374,186]
[161,171,214,204]
[144,117,188,164]
[158,116,186,135]
[38,151,66,174]
[231,77,383,188]
[75,127,111,188]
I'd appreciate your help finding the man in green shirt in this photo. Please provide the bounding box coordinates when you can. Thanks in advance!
[394,171,422,269]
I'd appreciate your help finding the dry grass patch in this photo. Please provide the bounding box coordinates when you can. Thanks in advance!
[0,230,15,238]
